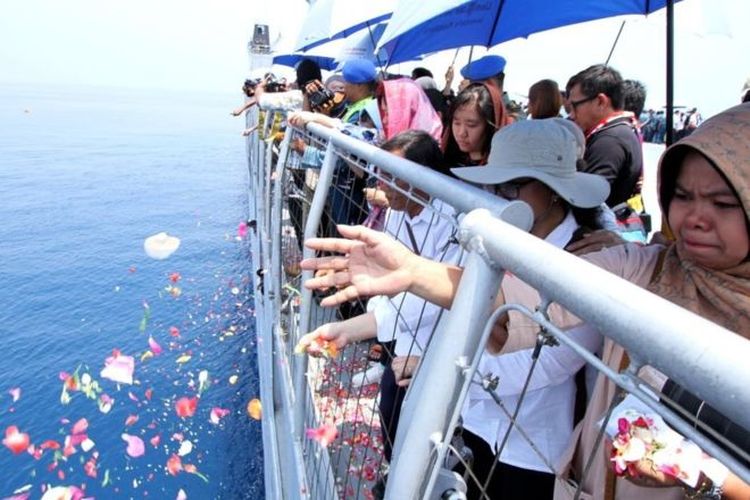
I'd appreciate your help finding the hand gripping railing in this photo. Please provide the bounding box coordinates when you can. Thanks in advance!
[386,209,750,498]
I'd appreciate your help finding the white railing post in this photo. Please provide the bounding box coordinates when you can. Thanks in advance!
[294,140,338,440]
[386,212,506,498]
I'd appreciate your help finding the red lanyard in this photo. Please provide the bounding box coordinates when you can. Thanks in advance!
[585,111,636,139]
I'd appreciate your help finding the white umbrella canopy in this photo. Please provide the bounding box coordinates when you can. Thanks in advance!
[275,22,390,72]
[295,0,397,52]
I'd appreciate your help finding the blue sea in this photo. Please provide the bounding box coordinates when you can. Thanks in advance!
[0,83,263,498]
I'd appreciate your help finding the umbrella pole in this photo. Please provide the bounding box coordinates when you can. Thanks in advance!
[666,0,675,146]
[605,21,626,66]
[367,22,386,73]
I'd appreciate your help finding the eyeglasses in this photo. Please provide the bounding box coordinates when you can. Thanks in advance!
[569,94,597,111]
[487,178,535,200]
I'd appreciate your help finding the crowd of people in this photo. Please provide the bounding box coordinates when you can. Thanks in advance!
[240,55,750,499]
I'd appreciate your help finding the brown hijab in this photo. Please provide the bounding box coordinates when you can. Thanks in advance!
[649,103,750,338]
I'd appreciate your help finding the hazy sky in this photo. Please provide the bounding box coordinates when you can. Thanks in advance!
[0,0,308,94]
[2,0,747,115]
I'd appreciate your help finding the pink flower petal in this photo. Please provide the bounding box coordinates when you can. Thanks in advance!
[237,221,248,238]
[3,425,30,454]
[121,433,145,458]
[71,418,88,436]
[305,423,338,447]
[175,397,197,418]
[148,336,163,356]
[150,434,161,447]
[209,407,230,425]
[100,353,135,385]
[8,387,21,403]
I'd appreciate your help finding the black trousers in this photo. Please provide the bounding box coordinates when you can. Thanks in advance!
[458,429,555,500]
[377,344,405,463]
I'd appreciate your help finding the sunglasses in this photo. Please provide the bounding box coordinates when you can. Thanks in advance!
[568,94,597,111]
[486,178,536,200]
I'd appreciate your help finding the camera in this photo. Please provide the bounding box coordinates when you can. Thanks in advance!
[308,88,336,111]
[264,74,287,93]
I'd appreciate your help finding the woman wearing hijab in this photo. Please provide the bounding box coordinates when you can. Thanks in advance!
[556,102,750,499]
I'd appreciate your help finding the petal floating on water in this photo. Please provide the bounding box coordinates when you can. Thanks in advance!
[175,397,197,418]
[167,453,183,475]
[8,387,21,403]
[177,440,193,456]
[237,221,248,239]
[121,433,145,458]
[148,336,163,356]
[100,353,135,385]
[2,425,30,455]
[246,398,262,420]
[71,418,88,436]
[175,354,192,364]
[209,407,230,425]
[143,232,181,260]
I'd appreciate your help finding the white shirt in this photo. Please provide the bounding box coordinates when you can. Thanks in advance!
[462,211,603,473]
[368,200,462,356]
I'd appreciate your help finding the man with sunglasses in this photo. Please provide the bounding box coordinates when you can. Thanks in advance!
[565,64,643,209]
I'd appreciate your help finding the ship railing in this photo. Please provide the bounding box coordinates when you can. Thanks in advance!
[246,109,750,500]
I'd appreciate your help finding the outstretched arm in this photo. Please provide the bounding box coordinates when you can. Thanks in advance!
[301,225,463,309]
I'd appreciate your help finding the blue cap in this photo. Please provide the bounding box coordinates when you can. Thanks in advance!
[460,55,507,81]
[342,59,377,84]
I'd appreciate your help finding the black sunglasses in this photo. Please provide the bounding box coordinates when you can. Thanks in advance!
[486,178,536,200]
[569,94,597,111]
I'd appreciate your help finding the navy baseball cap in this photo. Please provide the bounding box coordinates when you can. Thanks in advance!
[460,55,507,81]
[342,59,377,84]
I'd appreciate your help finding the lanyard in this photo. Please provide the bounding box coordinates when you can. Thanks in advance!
[585,111,636,140]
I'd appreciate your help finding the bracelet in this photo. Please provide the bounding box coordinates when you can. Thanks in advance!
[685,475,723,499]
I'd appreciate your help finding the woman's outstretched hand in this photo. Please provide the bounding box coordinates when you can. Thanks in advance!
[295,322,347,358]
[301,225,419,307]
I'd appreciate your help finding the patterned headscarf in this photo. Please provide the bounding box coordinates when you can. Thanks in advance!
[649,103,750,338]
[376,78,443,142]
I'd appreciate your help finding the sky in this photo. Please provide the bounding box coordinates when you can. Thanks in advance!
[0,0,308,95]
[1,0,748,115]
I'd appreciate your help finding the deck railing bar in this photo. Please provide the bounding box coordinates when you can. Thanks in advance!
[468,273,750,489]
[246,122,284,500]
[304,123,533,232]
[295,139,338,442]
[386,248,507,498]
[468,212,750,488]
[465,209,750,431]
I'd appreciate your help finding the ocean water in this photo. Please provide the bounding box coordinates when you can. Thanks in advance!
[0,84,263,498]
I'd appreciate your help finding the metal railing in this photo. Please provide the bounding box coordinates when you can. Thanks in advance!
[245,109,750,499]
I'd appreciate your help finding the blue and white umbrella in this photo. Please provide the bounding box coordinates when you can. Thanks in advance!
[276,23,389,71]
[295,0,396,52]
[377,0,683,64]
